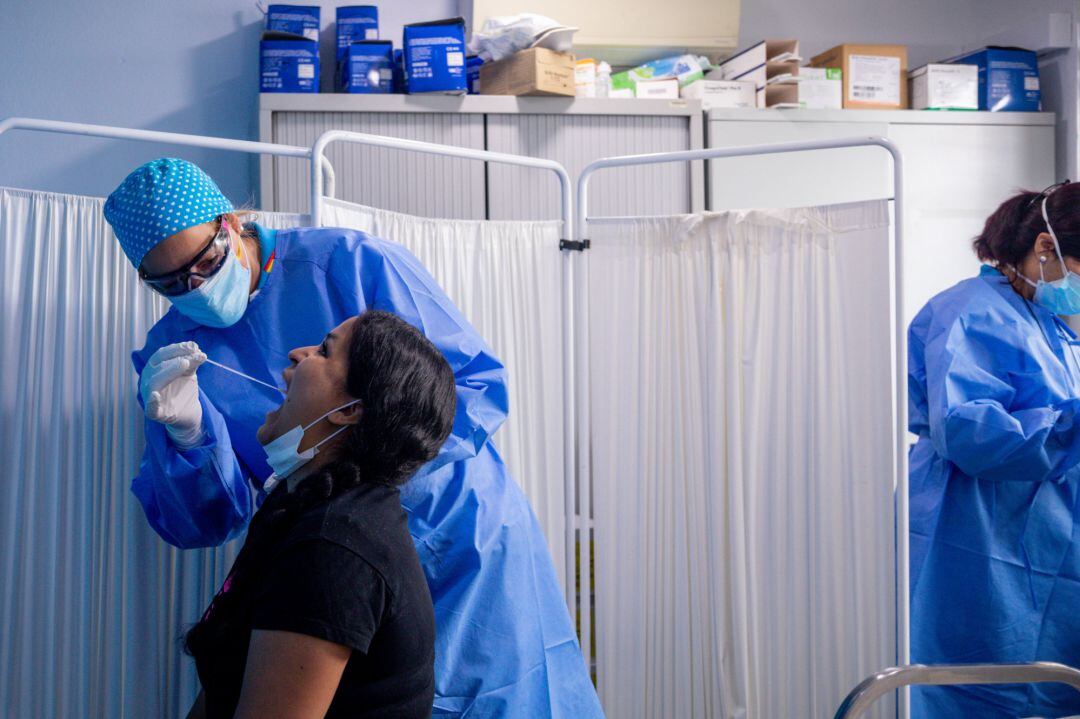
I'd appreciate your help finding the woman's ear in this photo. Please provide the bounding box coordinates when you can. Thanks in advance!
[1034,232,1058,257]
[328,403,362,426]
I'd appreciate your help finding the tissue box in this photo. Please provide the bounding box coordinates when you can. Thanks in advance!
[265,5,320,42]
[336,6,379,58]
[403,18,468,94]
[945,47,1040,111]
[910,63,978,110]
[337,40,393,93]
[681,79,757,108]
[480,47,575,96]
[260,31,319,93]
[634,78,680,99]
[811,44,908,109]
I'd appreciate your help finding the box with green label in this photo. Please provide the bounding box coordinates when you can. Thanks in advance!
[810,44,908,109]
[765,67,842,109]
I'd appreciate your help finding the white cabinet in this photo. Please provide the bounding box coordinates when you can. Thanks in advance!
[259,95,705,223]
[706,109,1056,327]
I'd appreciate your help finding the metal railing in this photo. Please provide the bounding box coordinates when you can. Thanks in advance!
[0,117,337,207]
[834,663,1080,719]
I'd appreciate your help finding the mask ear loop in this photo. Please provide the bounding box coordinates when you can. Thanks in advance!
[1041,194,1071,280]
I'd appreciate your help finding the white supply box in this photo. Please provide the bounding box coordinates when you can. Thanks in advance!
[635,78,680,99]
[766,67,842,109]
[681,79,756,108]
[910,63,978,110]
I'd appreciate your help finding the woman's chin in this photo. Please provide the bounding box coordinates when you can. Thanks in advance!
[256,409,279,445]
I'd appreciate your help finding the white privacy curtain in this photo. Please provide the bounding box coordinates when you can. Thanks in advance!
[587,202,895,719]
[263,198,569,592]
[0,187,301,718]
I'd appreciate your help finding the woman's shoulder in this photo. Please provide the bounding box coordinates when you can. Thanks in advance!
[282,482,412,578]
[911,270,1023,341]
[274,226,383,264]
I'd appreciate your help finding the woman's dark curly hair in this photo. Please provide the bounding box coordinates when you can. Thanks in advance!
[184,309,456,658]
[973,181,1080,267]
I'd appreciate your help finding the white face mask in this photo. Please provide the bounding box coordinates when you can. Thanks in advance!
[261,399,360,492]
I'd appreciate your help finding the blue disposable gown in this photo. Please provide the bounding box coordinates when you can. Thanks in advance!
[131,225,602,718]
[909,265,1080,717]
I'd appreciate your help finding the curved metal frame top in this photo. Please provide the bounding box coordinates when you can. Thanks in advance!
[308,129,573,239]
[575,135,908,698]
[834,662,1080,719]
[0,117,337,207]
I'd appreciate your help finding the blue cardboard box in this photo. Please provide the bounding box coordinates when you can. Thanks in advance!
[337,6,379,58]
[466,55,484,94]
[392,49,405,93]
[260,31,320,93]
[945,46,1040,111]
[403,18,467,94]
[337,40,393,93]
[265,4,320,42]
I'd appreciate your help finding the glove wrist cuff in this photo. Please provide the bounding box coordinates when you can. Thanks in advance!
[166,422,205,450]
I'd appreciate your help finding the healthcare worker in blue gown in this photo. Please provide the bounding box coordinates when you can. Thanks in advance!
[909,180,1080,718]
[103,158,602,718]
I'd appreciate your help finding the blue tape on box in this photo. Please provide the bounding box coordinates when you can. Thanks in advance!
[265,4,320,42]
[403,17,467,94]
[337,40,393,93]
[946,46,1040,111]
[337,6,379,58]
[260,31,320,93]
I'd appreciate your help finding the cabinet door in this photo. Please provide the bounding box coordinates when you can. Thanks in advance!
[269,111,486,219]
[888,122,1055,327]
[707,120,892,210]
[485,113,698,222]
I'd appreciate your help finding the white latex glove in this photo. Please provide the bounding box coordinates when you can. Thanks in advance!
[139,341,207,449]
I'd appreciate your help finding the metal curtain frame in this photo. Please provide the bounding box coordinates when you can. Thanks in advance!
[308,130,580,614]
[0,117,337,208]
[834,662,1080,719]
[575,136,906,697]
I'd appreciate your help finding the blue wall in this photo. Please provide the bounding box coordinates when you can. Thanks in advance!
[0,1,455,204]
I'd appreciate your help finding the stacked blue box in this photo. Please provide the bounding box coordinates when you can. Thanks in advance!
[265,4,320,42]
[403,18,467,94]
[466,55,484,94]
[337,6,379,58]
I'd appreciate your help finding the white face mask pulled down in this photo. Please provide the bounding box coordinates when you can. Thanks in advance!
[261,399,360,493]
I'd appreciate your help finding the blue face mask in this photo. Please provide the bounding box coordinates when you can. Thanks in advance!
[1017,196,1080,316]
[261,399,361,492]
[169,238,252,328]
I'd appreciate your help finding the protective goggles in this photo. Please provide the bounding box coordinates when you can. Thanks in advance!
[138,218,233,297]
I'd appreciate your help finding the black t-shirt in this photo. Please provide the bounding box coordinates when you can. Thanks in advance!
[193,478,435,719]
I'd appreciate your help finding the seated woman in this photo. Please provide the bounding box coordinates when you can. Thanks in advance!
[184,310,457,719]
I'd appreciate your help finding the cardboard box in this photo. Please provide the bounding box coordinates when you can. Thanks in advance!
[260,31,320,93]
[910,63,978,110]
[336,40,393,93]
[576,59,598,98]
[765,67,842,109]
[810,44,908,109]
[480,47,576,97]
[404,18,467,94]
[681,79,756,108]
[336,6,379,59]
[634,78,680,99]
[266,4,320,41]
[719,40,801,108]
[944,46,1040,111]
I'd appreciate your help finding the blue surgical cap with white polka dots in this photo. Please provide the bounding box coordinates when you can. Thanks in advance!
[103,158,234,268]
